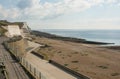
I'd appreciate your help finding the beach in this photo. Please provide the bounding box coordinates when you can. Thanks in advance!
[31,30,120,79]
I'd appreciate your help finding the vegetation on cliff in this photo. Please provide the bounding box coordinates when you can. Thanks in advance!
[0,27,7,35]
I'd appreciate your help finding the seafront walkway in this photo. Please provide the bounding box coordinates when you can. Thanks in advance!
[24,41,78,79]
[0,37,88,79]
[24,52,78,79]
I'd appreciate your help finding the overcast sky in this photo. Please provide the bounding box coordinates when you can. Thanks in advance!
[0,0,120,30]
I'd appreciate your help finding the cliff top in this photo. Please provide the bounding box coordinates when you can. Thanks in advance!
[0,20,24,28]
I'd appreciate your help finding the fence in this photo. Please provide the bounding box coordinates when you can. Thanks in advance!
[3,41,90,79]
[3,41,47,79]
[21,58,47,79]
[31,51,44,59]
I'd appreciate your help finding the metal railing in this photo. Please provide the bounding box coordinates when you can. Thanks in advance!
[3,40,48,79]
[21,58,47,79]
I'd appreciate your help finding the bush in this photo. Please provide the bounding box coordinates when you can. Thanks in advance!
[98,65,108,69]
[71,61,79,63]
[0,27,7,35]
[64,64,68,66]
[111,73,120,76]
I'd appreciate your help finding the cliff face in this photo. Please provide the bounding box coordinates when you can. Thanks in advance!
[0,20,19,36]
[0,20,31,38]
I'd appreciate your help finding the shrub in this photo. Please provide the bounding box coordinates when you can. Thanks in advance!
[58,51,62,53]
[71,61,79,63]
[64,64,68,66]
[111,73,120,76]
[98,65,108,69]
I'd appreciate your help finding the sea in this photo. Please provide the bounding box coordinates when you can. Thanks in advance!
[39,29,120,46]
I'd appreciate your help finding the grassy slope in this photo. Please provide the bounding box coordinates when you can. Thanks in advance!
[0,20,9,26]
[0,20,9,35]
[0,27,7,35]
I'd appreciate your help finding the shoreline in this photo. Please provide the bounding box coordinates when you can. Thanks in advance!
[31,32,120,79]
[101,46,120,51]
[32,30,114,45]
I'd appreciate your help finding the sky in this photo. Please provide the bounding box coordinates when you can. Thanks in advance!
[0,0,120,30]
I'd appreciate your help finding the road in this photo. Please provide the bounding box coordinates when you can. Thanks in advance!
[0,36,30,79]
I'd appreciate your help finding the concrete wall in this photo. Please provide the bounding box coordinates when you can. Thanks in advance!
[5,39,28,58]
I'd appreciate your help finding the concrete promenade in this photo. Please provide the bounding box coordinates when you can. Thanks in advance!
[25,41,78,79]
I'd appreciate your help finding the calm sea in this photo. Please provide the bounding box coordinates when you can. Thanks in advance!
[39,29,120,46]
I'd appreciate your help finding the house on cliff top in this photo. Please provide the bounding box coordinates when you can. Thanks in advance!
[0,20,31,38]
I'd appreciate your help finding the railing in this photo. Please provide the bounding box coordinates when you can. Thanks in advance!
[3,41,48,79]
[21,58,47,79]
[3,41,91,79]
[31,51,44,59]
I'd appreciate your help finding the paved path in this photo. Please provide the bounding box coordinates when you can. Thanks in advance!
[27,41,41,53]
[0,37,30,79]
[25,51,78,79]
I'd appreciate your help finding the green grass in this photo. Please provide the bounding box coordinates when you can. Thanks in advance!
[71,61,79,63]
[111,73,120,76]
[0,21,9,26]
[64,64,68,66]
[0,20,23,27]
[38,52,49,60]
[0,27,7,35]
[98,65,108,69]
